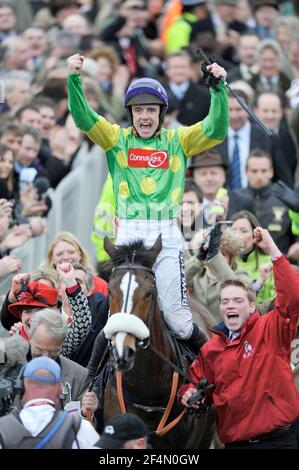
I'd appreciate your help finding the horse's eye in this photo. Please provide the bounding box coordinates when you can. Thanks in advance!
[145,291,152,299]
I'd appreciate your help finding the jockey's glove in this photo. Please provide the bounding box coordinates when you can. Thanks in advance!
[201,59,222,92]
[205,222,222,261]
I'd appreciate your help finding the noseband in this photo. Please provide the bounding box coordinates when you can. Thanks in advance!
[110,259,156,348]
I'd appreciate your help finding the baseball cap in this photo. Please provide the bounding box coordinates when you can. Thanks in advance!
[23,357,62,383]
[97,413,148,449]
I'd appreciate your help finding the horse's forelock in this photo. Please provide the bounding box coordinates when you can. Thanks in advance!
[112,239,157,268]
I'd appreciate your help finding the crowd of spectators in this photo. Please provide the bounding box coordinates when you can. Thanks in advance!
[0,0,299,328]
[0,0,299,449]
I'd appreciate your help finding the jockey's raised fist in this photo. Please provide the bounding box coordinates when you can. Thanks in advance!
[67,53,85,74]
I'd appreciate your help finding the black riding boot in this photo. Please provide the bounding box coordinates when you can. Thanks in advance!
[87,331,109,379]
[185,323,208,355]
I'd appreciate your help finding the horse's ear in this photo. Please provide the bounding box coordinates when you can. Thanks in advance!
[149,234,162,262]
[104,237,116,258]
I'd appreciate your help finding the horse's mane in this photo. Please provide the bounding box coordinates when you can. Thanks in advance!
[111,240,156,268]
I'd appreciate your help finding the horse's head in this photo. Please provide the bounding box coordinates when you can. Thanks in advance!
[103,235,162,372]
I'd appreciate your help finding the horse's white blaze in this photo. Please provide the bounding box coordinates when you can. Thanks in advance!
[120,272,138,314]
[115,332,127,358]
[115,272,138,357]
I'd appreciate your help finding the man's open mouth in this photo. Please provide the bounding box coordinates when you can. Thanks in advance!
[140,123,151,130]
[226,313,240,326]
[227,313,239,319]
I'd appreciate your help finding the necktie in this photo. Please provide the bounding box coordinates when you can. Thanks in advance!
[230,134,241,190]
[266,77,272,91]
[229,331,239,342]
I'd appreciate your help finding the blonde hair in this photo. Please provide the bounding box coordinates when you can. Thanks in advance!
[220,228,245,258]
[45,231,94,273]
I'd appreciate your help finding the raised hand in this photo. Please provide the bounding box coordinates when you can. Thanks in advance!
[67,53,85,74]
[272,181,299,212]
[0,256,22,278]
[206,62,227,81]
[56,262,77,288]
[253,227,281,258]
[8,321,23,336]
[206,222,222,261]
[8,272,31,302]
[0,199,13,218]
[258,263,273,283]
[1,224,31,251]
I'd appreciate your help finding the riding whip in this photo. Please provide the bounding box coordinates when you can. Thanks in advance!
[196,48,273,138]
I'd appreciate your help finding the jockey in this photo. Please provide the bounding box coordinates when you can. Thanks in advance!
[67,54,229,373]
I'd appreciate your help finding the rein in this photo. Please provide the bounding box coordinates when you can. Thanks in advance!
[146,343,197,387]
[112,262,196,386]
[116,370,187,437]
[110,260,194,436]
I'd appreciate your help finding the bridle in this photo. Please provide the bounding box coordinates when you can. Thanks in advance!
[108,258,201,437]
[110,257,157,349]
[110,259,196,383]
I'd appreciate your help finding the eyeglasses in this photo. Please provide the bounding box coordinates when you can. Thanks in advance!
[31,343,61,358]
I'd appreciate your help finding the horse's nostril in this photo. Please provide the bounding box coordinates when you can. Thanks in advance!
[124,347,135,363]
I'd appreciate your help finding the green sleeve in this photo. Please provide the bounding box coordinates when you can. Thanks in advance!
[200,82,229,142]
[178,82,229,158]
[67,74,100,132]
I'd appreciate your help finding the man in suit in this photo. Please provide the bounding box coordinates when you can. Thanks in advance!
[249,39,290,96]
[253,0,279,39]
[164,51,211,126]
[254,92,297,184]
[189,149,255,224]
[235,148,295,254]
[215,90,293,189]
[227,32,260,83]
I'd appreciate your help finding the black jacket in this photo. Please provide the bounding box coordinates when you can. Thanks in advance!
[227,189,255,219]
[236,184,295,253]
[164,81,211,126]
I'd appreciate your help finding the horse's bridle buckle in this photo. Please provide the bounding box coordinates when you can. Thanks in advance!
[138,338,150,349]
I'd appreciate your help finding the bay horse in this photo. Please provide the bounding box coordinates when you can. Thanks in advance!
[101,235,215,449]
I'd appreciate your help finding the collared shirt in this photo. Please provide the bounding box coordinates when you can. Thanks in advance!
[228,122,251,188]
[211,10,227,37]
[228,330,240,342]
[18,398,100,449]
[169,80,190,101]
[260,74,279,91]
[239,63,259,81]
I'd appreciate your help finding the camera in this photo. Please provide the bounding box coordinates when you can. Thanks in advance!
[33,176,51,202]
[0,365,23,416]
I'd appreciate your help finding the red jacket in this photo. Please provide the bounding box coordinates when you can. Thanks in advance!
[91,275,108,296]
[178,256,299,444]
